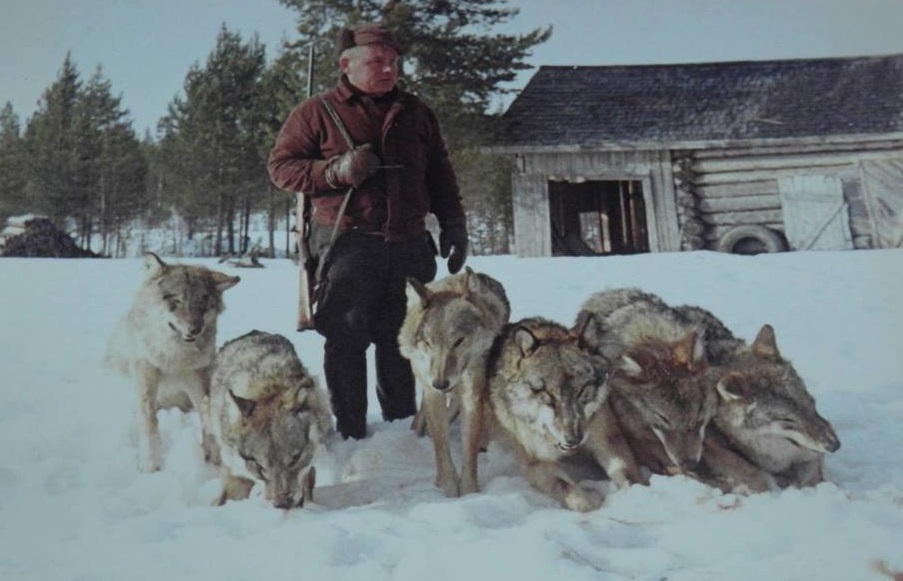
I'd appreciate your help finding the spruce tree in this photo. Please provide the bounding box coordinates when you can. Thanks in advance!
[0,103,27,224]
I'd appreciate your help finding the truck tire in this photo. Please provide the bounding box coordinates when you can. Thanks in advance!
[717,225,788,255]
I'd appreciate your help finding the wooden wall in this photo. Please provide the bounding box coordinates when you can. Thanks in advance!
[511,150,680,257]
[507,141,903,256]
[673,142,903,251]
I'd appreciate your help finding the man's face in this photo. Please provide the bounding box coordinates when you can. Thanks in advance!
[341,44,399,96]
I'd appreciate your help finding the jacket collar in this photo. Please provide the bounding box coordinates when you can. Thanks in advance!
[336,75,401,104]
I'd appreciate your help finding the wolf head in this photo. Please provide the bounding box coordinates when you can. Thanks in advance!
[489,318,609,458]
[401,269,509,392]
[144,252,240,342]
[714,325,841,472]
[228,383,321,509]
[611,331,718,471]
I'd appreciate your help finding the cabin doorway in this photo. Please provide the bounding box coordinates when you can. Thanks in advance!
[549,179,649,256]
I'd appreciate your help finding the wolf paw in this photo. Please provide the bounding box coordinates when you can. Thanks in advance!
[137,454,162,473]
[564,487,602,512]
[460,474,480,495]
[436,475,462,498]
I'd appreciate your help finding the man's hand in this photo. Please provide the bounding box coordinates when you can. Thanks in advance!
[325,143,380,188]
[440,225,468,274]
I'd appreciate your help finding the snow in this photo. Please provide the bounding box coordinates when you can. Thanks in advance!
[1,249,902,581]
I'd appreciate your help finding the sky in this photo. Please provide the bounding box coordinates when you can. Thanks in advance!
[1,243,902,580]
[2,0,903,135]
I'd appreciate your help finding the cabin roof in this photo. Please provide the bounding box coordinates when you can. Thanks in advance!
[492,54,903,150]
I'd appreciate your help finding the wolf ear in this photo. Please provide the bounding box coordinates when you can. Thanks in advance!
[573,311,600,352]
[618,354,644,378]
[143,252,168,278]
[211,271,240,293]
[461,266,478,298]
[716,372,752,403]
[751,324,781,360]
[230,390,257,418]
[514,326,540,357]
[673,331,705,370]
[406,276,432,308]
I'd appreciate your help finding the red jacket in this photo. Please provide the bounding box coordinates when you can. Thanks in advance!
[268,77,466,242]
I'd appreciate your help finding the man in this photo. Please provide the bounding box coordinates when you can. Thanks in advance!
[268,23,468,439]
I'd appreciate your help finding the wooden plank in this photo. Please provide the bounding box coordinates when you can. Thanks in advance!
[704,223,784,241]
[695,165,857,186]
[696,181,778,199]
[699,209,784,226]
[513,173,552,257]
[697,194,781,213]
[691,153,853,174]
[778,175,852,250]
[691,141,903,159]
[860,158,903,248]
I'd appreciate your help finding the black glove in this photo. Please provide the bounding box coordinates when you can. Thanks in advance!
[440,225,468,274]
[325,143,380,188]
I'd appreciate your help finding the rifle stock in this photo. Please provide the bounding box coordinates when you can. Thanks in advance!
[296,191,316,331]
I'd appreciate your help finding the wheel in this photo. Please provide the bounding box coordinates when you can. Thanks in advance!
[717,225,788,255]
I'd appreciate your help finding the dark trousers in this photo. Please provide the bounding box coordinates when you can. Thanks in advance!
[311,225,437,439]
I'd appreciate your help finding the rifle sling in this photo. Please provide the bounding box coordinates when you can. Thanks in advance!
[314,97,357,285]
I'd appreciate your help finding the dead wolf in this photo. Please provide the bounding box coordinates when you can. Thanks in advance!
[578,287,840,492]
[104,252,239,472]
[209,330,331,508]
[703,324,841,491]
[398,267,510,497]
[486,317,644,512]
[577,288,720,476]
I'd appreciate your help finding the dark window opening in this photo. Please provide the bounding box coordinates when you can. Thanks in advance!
[549,180,649,256]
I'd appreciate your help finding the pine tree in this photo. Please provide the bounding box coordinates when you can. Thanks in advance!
[157,25,268,255]
[24,53,82,226]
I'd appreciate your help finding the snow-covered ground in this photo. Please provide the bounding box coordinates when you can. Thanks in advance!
[1,249,901,581]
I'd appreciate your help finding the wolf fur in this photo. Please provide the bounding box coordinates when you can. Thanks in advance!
[608,332,720,475]
[104,252,239,472]
[209,330,331,508]
[398,267,510,497]
[704,324,841,491]
[578,287,841,492]
[577,289,720,476]
[486,317,644,512]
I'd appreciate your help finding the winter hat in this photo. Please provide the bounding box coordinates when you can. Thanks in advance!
[337,23,405,55]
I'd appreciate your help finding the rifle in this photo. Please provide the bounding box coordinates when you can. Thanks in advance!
[295,45,357,331]
[296,42,317,331]
[296,191,316,330]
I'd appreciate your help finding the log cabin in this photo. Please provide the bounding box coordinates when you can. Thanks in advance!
[485,54,903,257]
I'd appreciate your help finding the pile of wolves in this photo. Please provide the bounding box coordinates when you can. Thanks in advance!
[399,269,840,512]
[105,255,840,512]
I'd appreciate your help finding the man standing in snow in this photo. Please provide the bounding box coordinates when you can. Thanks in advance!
[267,23,468,440]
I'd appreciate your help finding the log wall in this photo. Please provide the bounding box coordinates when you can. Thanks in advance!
[673,142,903,250]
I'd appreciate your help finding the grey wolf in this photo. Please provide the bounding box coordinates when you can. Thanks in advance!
[398,267,510,497]
[703,324,841,491]
[267,24,467,440]
[104,252,239,472]
[209,330,331,508]
[486,317,644,512]
[607,332,720,475]
[577,288,720,475]
[578,287,841,492]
